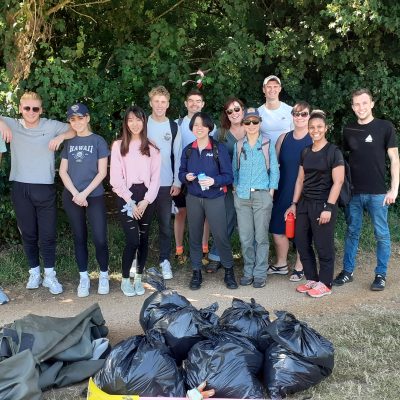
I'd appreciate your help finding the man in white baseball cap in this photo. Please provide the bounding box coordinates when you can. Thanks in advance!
[258,75,293,144]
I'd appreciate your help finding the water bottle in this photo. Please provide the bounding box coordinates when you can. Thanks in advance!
[285,212,295,239]
[197,173,209,191]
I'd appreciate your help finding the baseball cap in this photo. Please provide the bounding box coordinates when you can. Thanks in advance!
[243,107,261,120]
[67,103,89,119]
[263,75,281,86]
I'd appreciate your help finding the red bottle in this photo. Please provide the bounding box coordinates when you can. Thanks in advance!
[285,212,295,239]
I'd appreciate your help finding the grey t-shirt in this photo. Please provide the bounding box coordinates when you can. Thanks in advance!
[61,134,109,197]
[147,116,182,187]
[1,117,69,184]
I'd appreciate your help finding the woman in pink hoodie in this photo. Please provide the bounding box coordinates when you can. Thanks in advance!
[110,106,161,297]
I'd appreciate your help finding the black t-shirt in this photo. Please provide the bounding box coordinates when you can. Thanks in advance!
[343,118,397,194]
[300,143,344,201]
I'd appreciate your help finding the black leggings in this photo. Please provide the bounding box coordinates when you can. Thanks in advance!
[62,190,109,272]
[117,184,156,278]
[11,182,56,269]
[295,198,338,287]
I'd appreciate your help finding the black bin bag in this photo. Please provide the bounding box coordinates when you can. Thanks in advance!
[153,302,219,365]
[263,311,334,399]
[184,327,265,399]
[94,330,186,397]
[140,267,191,332]
[219,298,270,350]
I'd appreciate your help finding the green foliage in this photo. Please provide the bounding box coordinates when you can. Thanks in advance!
[0,0,400,243]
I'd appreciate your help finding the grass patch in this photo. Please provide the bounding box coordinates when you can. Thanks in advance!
[299,302,400,400]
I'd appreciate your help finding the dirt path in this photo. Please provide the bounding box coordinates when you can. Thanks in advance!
[2,245,400,343]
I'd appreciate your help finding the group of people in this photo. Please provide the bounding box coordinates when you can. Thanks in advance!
[0,75,398,301]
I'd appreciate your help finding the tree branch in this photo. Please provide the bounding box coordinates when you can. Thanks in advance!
[46,0,73,16]
[70,0,111,8]
[150,0,186,23]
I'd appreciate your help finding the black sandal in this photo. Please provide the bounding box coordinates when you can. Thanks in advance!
[289,270,304,282]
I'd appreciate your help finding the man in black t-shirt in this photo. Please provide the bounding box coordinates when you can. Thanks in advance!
[333,88,399,291]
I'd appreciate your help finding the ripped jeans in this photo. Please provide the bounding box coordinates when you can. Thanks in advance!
[117,184,156,278]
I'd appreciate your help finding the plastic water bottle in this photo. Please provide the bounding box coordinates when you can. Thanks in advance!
[285,212,295,239]
[197,173,209,191]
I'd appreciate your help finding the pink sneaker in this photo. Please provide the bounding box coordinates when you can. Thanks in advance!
[307,281,332,298]
[296,280,317,293]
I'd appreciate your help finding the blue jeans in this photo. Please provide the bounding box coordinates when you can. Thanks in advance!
[343,194,390,276]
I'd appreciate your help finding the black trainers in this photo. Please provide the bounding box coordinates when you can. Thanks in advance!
[332,270,354,286]
[189,270,202,290]
[370,274,386,291]
[206,259,221,273]
[224,268,238,289]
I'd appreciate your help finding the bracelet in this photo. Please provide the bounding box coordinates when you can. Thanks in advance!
[324,202,335,212]
[291,201,297,206]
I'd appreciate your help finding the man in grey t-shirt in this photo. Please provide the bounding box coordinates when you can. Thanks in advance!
[0,91,75,295]
[147,85,182,280]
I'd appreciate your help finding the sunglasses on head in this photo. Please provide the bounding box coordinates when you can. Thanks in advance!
[23,106,40,113]
[291,111,309,117]
[226,106,241,115]
[243,120,260,126]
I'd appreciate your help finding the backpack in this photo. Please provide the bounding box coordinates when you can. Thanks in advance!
[236,137,270,174]
[169,120,178,174]
[327,143,353,207]
[185,138,219,167]
[301,143,353,207]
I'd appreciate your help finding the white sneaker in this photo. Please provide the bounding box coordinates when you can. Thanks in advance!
[130,258,137,278]
[134,279,145,296]
[121,278,136,297]
[98,275,110,295]
[42,271,63,295]
[160,259,173,280]
[26,271,42,289]
[77,277,90,298]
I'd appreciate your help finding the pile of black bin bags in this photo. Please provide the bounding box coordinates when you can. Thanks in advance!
[94,268,335,399]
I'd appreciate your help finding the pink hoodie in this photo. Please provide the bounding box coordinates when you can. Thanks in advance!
[110,139,161,203]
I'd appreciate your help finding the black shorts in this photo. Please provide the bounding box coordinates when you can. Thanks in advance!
[173,184,187,208]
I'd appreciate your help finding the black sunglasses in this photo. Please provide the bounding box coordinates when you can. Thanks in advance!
[291,111,309,117]
[243,120,260,126]
[226,106,241,115]
[23,106,41,113]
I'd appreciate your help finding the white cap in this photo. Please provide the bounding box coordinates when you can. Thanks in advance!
[263,75,281,86]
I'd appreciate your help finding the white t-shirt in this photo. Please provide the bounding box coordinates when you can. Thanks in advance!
[258,102,293,145]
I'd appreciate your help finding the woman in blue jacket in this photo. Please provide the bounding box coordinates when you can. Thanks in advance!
[179,112,237,291]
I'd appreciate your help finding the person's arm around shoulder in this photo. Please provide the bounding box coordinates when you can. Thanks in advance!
[48,120,76,151]
[385,147,399,205]
[0,117,13,143]
[268,140,280,196]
